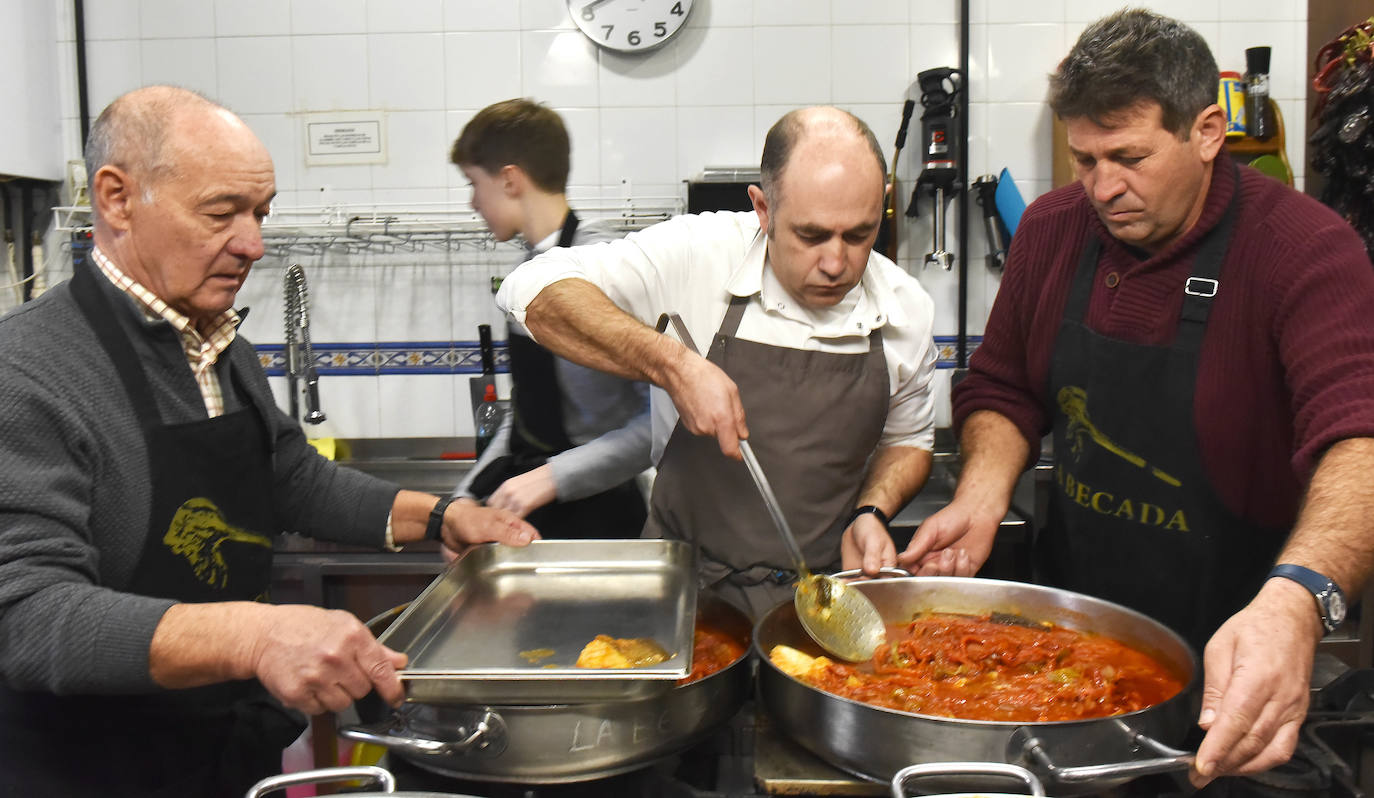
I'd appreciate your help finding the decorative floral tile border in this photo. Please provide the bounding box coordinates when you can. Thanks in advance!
[933,335,981,368]
[258,336,979,376]
[258,342,511,376]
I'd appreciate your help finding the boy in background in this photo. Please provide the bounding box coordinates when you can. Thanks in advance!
[450,99,650,539]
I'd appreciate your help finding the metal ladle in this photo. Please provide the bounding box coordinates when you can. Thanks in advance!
[739,441,886,662]
[653,312,886,661]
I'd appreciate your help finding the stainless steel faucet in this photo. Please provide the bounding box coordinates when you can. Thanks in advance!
[284,264,326,425]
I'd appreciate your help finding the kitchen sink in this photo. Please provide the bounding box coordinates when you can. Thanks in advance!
[329,436,475,496]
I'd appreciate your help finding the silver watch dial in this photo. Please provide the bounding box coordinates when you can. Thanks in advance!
[1326,588,1347,628]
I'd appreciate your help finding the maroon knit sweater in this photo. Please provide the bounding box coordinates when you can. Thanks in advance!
[953,161,1374,528]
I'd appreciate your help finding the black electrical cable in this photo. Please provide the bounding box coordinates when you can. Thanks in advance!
[956,0,970,368]
[74,0,90,148]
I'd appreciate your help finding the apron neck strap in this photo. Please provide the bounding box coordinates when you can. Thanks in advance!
[1176,160,1241,338]
[71,260,163,429]
[556,210,580,249]
[719,294,750,337]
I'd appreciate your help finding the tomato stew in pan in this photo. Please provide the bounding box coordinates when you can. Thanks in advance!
[790,612,1183,722]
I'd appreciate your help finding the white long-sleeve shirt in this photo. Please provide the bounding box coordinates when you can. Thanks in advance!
[497,210,938,463]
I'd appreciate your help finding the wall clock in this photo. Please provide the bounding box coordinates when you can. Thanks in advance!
[566,0,695,54]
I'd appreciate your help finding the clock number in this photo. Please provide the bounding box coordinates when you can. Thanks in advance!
[671,2,684,15]
[601,24,614,40]
[627,29,641,46]
[654,21,667,37]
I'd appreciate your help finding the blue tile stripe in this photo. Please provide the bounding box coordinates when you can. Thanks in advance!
[257,337,979,376]
[258,342,512,377]
[933,335,982,369]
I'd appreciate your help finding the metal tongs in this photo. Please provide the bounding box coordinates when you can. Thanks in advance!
[655,313,886,662]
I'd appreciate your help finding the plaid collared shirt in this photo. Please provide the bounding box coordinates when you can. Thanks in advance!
[91,247,240,418]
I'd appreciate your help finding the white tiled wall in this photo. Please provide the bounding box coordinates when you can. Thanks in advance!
[48,0,1309,439]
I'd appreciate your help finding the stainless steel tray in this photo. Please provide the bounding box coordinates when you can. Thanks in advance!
[380,539,698,705]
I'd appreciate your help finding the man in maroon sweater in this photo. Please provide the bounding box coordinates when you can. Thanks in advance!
[901,8,1374,789]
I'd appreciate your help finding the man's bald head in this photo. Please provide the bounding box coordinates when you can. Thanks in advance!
[84,86,276,328]
[84,86,234,196]
[759,107,887,208]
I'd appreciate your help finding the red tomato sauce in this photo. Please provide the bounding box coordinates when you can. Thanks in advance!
[803,613,1184,722]
[679,624,747,685]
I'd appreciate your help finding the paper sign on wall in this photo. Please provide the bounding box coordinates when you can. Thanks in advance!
[304,112,387,165]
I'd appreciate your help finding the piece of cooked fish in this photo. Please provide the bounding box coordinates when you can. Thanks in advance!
[768,644,834,678]
[576,635,671,669]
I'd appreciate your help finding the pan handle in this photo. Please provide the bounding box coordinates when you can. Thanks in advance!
[245,765,395,797]
[830,566,912,581]
[1010,720,1194,784]
[339,708,508,758]
[891,761,1045,797]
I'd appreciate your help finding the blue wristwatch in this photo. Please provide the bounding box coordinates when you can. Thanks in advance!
[1268,563,1347,634]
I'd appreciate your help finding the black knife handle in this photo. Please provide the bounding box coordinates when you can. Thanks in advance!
[478,324,494,375]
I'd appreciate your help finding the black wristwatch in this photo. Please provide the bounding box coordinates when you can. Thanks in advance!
[426,496,457,542]
[1268,563,1347,634]
[846,505,890,530]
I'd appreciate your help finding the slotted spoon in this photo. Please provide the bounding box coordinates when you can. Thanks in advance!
[738,441,886,662]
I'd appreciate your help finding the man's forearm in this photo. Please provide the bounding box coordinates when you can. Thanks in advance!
[148,601,264,688]
[522,279,688,385]
[856,445,933,517]
[1276,437,1374,595]
[955,410,1033,512]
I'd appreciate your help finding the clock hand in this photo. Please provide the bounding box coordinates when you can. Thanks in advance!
[581,0,616,16]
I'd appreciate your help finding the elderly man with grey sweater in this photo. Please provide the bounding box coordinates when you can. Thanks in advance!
[0,86,537,798]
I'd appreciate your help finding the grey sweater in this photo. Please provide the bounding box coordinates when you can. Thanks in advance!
[0,270,399,695]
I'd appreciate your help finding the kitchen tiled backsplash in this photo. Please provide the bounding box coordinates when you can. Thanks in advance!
[259,336,975,439]
[47,0,1307,438]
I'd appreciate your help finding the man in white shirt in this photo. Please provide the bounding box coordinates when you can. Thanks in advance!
[497,106,939,617]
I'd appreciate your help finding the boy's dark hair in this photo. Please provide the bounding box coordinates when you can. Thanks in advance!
[450,99,570,193]
[1049,8,1219,138]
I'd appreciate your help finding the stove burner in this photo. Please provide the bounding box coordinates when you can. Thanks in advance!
[1209,668,1374,798]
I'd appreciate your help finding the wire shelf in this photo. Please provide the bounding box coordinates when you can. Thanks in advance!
[52,196,683,258]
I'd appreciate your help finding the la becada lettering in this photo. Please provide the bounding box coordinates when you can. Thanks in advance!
[1054,464,1190,531]
[568,710,672,752]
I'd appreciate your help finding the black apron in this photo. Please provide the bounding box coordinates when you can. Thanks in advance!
[0,263,304,798]
[1040,165,1287,653]
[643,295,890,619]
[469,211,647,539]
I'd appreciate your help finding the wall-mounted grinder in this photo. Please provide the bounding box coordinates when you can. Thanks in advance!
[906,67,962,271]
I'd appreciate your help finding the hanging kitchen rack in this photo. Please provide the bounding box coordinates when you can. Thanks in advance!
[51,196,683,259]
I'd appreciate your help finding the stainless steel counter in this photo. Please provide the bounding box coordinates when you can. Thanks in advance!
[330,436,475,496]
[316,436,1031,578]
